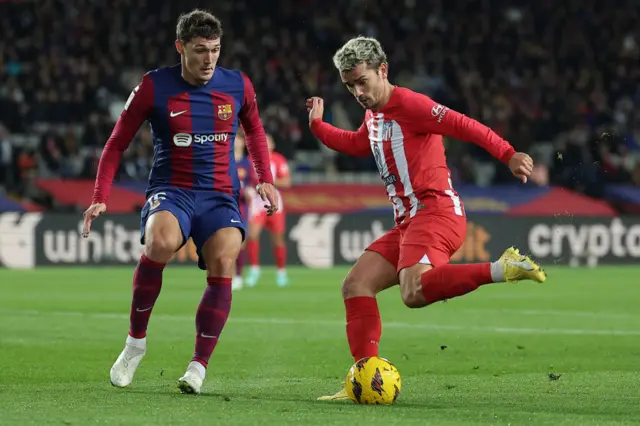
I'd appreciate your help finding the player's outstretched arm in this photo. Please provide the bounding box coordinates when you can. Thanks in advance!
[306,97,371,157]
[411,93,533,183]
[239,73,278,215]
[83,74,153,237]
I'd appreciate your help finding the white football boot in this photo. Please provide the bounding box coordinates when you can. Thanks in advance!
[245,266,261,287]
[232,275,244,291]
[110,335,146,387]
[276,269,289,287]
[177,361,206,394]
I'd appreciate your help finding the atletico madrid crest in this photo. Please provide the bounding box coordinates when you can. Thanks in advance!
[217,104,233,120]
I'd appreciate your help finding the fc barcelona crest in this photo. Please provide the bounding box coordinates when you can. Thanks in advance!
[217,104,233,120]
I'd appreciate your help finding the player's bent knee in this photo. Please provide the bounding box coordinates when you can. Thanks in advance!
[144,211,183,262]
[144,235,180,262]
[341,274,360,299]
[341,272,380,299]
[144,229,182,262]
[205,255,236,277]
[399,266,430,309]
[400,277,424,309]
[341,251,399,299]
[202,227,243,277]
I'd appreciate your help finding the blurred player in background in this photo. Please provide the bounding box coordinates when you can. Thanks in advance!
[82,9,277,394]
[306,36,547,401]
[245,134,291,288]
[233,130,255,290]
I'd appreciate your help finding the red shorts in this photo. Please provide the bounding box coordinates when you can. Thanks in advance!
[250,211,286,234]
[366,211,466,272]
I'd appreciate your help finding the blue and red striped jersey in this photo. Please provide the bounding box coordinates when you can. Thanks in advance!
[92,64,273,204]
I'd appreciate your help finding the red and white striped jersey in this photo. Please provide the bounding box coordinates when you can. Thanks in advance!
[311,86,516,225]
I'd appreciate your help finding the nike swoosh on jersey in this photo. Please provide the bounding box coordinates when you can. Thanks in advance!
[170,110,187,117]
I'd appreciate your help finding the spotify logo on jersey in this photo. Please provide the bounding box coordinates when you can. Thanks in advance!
[173,133,193,147]
[173,133,229,147]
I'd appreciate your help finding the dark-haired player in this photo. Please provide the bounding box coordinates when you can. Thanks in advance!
[82,9,277,394]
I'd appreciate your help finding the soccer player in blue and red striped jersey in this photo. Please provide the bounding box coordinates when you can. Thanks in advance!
[81,9,278,395]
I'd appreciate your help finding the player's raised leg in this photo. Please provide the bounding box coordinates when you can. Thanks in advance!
[178,214,243,395]
[398,246,547,308]
[395,212,546,308]
[245,218,264,287]
[268,214,288,287]
[318,231,400,401]
[110,209,185,388]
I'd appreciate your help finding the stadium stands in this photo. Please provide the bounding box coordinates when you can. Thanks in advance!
[1,0,639,212]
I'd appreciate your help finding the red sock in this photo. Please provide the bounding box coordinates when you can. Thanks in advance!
[274,245,286,269]
[421,263,492,305]
[345,297,381,361]
[247,240,259,266]
[129,254,166,339]
[193,277,232,368]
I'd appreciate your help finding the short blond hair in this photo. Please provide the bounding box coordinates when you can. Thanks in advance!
[332,36,387,73]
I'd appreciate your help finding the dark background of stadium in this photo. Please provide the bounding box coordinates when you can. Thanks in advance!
[2,4,640,422]
[0,0,639,210]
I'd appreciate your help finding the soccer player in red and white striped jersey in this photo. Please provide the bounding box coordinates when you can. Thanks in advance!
[306,36,548,401]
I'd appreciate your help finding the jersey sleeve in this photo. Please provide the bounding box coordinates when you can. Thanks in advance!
[238,72,273,184]
[408,92,516,165]
[309,119,371,157]
[92,73,154,203]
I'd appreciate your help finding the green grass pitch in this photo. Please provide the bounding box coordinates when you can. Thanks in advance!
[1,266,640,425]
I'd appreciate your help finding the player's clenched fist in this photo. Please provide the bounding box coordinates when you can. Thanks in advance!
[508,152,534,184]
[82,202,106,238]
[306,97,324,123]
[256,182,279,216]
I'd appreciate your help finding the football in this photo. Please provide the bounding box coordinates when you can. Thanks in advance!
[345,356,402,405]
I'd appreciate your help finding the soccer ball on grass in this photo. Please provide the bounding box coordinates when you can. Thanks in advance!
[345,356,402,405]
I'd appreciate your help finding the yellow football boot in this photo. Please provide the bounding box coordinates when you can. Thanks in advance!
[498,246,547,283]
[317,387,350,402]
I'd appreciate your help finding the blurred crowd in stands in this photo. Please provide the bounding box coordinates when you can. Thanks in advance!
[1,0,639,205]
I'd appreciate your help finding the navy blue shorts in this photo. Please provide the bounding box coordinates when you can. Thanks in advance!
[140,187,246,270]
